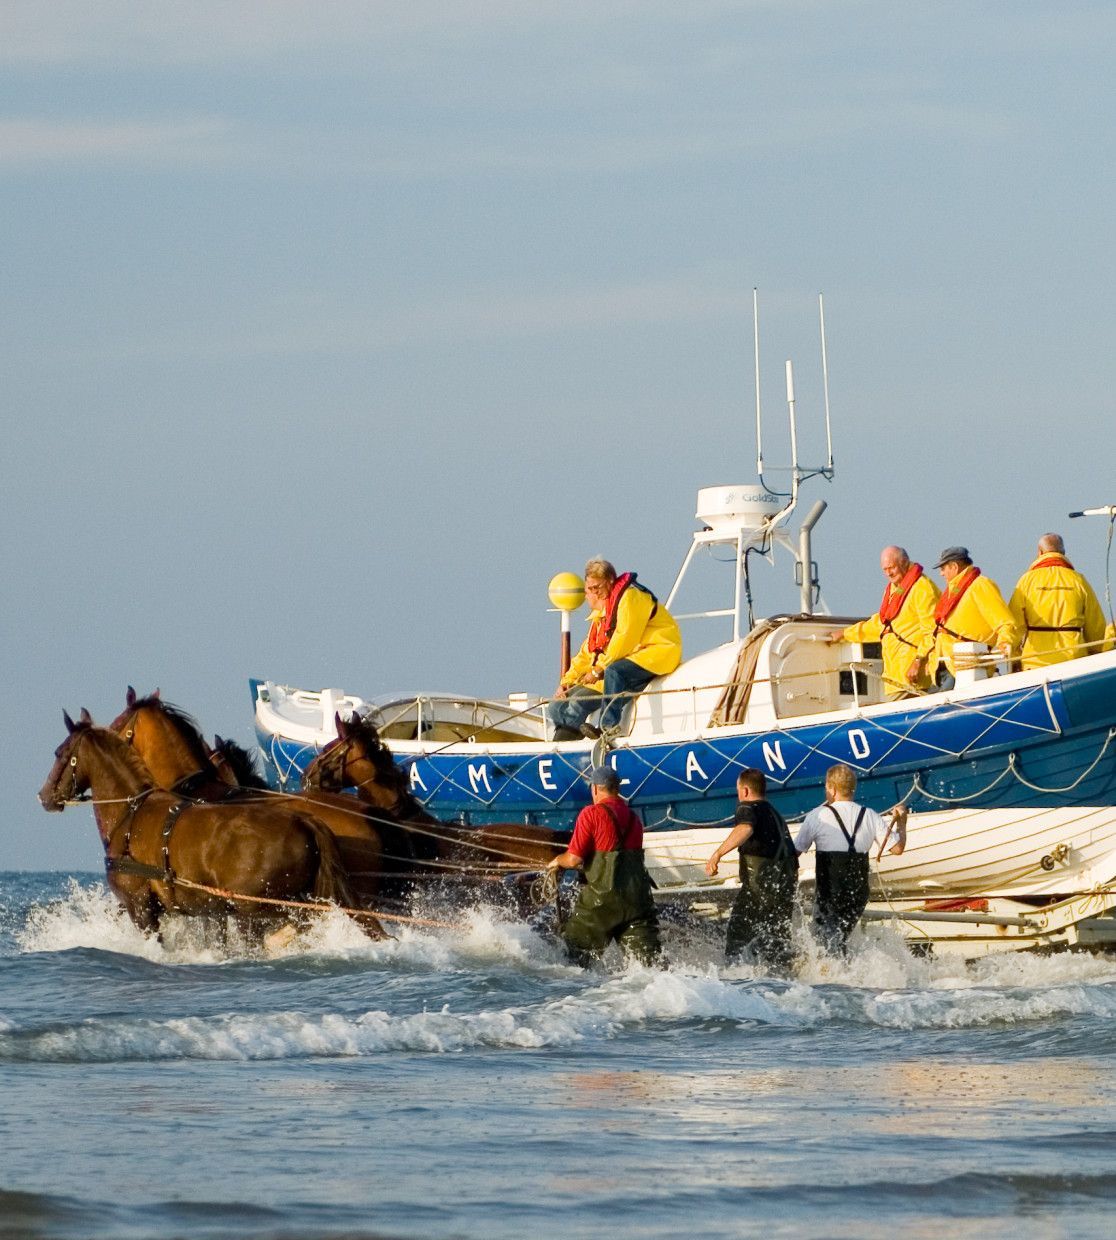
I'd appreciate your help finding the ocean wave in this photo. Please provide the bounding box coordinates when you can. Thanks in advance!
[0,969,792,1062]
[11,878,576,973]
[4,958,1116,1063]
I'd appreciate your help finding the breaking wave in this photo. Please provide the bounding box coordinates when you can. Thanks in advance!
[5,879,1116,1065]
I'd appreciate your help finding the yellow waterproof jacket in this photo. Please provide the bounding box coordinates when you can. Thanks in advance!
[562,584,682,692]
[931,574,1021,678]
[842,574,940,696]
[1009,558,1106,669]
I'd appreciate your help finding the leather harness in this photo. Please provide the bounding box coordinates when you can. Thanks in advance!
[104,793,187,885]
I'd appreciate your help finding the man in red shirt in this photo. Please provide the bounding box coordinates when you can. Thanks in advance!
[546,766,661,966]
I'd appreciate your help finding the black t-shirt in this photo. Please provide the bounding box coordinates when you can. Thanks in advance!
[735,799,797,864]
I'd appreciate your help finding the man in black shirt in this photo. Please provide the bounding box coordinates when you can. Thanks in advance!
[706,768,798,970]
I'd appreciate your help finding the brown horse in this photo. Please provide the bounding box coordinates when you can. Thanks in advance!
[108,689,403,903]
[38,714,385,941]
[303,714,565,875]
[208,734,269,790]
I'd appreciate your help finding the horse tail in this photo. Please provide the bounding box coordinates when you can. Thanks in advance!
[301,816,387,940]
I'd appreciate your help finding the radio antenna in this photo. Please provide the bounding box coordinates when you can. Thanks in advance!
[819,293,834,474]
[753,287,763,480]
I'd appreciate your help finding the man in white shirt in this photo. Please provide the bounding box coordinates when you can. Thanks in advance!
[795,764,906,954]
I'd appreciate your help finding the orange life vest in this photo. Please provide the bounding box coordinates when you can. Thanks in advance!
[878,562,924,631]
[587,573,658,657]
[934,565,981,638]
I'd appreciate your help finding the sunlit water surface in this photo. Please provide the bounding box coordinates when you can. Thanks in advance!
[2,871,1115,1239]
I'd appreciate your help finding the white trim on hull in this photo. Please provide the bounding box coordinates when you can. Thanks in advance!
[645,806,1116,900]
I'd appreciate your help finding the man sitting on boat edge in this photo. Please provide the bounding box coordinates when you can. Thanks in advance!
[546,557,682,741]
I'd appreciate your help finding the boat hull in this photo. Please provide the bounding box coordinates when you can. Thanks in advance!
[250,653,1116,906]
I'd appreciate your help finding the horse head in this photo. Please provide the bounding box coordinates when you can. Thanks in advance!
[302,712,410,812]
[109,689,213,788]
[208,735,268,790]
[38,710,98,810]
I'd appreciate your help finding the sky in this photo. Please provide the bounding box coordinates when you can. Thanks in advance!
[3,1,1114,870]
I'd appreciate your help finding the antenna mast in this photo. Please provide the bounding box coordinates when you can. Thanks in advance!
[819,293,834,474]
[753,287,763,481]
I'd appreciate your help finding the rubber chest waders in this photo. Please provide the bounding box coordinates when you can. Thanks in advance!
[561,805,661,966]
[725,803,798,968]
[812,805,870,953]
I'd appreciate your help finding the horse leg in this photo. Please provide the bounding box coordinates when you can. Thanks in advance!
[127,888,164,940]
[301,817,388,940]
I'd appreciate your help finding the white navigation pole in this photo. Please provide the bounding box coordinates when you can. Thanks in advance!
[1068,504,1116,627]
[548,572,585,679]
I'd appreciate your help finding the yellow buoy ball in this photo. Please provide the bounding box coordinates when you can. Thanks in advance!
[548,571,585,612]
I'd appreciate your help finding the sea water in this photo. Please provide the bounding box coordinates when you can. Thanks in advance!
[2,871,1114,1240]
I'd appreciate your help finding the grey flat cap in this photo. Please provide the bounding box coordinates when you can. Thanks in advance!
[934,545,971,568]
[587,764,620,790]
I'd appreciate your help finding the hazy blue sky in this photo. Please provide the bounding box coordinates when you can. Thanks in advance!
[3,1,1114,869]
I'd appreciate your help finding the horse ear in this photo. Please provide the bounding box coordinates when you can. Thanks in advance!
[153,687,161,700]
[335,712,348,738]
[213,733,224,748]
[126,686,136,706]
[79,707,93,724]
[63,710,76,733]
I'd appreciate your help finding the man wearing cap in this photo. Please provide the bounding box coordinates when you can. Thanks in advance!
[930,546,1020,689]
[827,545,940,697]
[545,765,661,966]
[547,558,682,741]
[705,768,798,970]
[1009,533,1107,669]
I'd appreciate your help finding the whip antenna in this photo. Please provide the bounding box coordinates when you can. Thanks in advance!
[1068,505,1116,626]
[754,287,763,481]
[819,293,834,474]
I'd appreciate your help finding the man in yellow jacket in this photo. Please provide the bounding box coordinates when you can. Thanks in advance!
[1009,533,1106,669]
[930,546,1021,689]
[547,558,682,740]
[828,545,940,697]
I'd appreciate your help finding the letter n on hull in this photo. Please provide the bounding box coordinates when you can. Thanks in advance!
[762,740,786,773]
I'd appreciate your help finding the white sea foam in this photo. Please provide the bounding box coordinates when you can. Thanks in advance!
[11,882,1116,1055]
[7,947,1116,1064]
[13,880,572,972]
[0,968,791,1063]
[17,879,173,962]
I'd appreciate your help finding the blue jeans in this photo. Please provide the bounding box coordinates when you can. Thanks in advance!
[546,659,657,733]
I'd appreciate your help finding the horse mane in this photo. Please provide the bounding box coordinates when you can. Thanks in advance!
[214,737,268,789]
[132,696,212,768]
[344,717,405,782]
[84,725,156,786]
[344,716,435,822]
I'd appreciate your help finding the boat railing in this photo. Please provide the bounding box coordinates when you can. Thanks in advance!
[379,661,898,746]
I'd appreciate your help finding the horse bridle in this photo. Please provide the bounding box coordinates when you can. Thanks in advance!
[56,732,90,804]
[311,736,401,808]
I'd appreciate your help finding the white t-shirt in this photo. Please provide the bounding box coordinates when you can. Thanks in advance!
[794,799,896,855]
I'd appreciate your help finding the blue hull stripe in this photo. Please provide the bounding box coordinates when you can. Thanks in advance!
[254,669,1116,833]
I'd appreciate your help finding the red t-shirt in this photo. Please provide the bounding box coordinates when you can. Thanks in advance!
[568,796,644,862]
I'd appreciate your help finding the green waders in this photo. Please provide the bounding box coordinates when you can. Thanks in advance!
[561,848,661,967]
[724,853,798,971]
